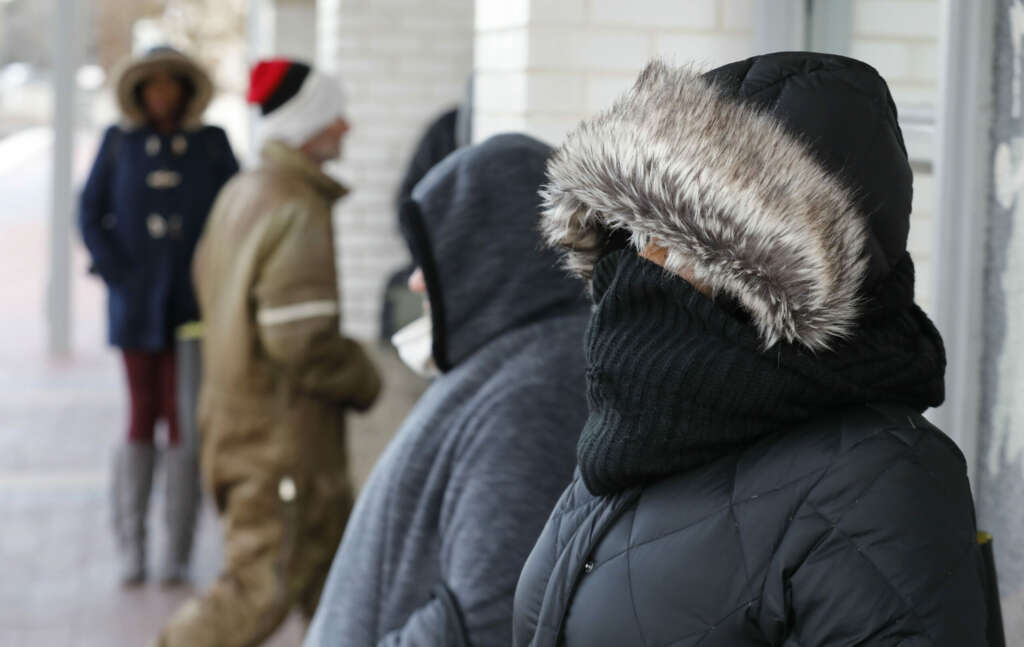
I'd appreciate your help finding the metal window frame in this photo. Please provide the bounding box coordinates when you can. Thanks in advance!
[752,0,852,57]
[808,0,853,56]
[48,0,77,357]
[930,0,996,483]
[755,0,993,482]
[753,0,807,53]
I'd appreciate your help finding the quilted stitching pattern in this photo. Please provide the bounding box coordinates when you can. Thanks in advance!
[514,406,988,647]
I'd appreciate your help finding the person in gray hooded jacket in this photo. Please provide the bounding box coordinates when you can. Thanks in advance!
[304,133,590,646]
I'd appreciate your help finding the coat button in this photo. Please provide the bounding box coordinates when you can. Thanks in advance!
[583,560,595,574]
[146,135,161,156]
[146,169,183,189]
[101,214,117,229]
[171,135,188,156]
[147,213,167,239]
[278,476,297,502]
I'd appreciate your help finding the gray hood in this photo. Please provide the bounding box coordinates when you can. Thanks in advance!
[400,133,589,371]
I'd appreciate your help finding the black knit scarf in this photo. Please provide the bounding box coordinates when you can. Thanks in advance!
[578,250,946,496]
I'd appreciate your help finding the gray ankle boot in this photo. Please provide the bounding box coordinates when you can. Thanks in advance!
[159,444,200,585]
[111,442,156,586]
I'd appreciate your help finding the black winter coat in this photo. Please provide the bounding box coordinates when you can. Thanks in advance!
[517,52,989,646]
[514,403,987,646]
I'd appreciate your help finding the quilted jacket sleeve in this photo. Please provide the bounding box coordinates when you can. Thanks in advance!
[761,426,989,646]
[253,199,381,409]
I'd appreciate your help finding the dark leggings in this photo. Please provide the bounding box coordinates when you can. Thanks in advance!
[122,350,179,445]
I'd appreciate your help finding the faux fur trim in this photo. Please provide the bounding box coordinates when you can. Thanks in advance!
[114,49,213,130]
[541,60,870,351]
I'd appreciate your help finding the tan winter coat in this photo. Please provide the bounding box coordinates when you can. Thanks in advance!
[162,141,380,647]
[194,140,380,431]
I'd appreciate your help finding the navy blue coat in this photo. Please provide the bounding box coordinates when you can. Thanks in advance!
[80,125,238,350]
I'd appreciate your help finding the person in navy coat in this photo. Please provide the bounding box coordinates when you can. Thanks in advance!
[79,46,238,587]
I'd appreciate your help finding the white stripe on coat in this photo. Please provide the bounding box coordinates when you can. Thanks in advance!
[257,300,339,327]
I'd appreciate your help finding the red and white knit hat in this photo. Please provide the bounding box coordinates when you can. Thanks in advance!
[247,59,346,148]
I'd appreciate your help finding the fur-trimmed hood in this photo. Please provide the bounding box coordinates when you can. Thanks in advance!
[113,46,213,130]
[541,53,914,351]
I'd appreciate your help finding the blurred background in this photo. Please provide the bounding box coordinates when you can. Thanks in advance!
[0,0,1021,645]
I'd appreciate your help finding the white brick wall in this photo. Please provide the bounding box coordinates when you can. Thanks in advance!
[850,0,939,108]
[474,0,940,141]
[475,0,529,30]
[853,0,939,40]
[474,0,756,144]
[318,0,474,339]
[589,0,719,29]
[721,0,753,32]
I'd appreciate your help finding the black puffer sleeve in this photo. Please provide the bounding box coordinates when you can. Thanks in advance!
[759,420,988,646]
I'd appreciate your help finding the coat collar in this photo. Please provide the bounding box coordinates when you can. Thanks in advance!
[576,250,945,495]
[260,141,349,202]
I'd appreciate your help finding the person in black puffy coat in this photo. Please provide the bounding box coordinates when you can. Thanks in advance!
[513,53,990,646]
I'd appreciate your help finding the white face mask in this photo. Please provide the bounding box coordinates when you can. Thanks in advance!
[391,315,440,378]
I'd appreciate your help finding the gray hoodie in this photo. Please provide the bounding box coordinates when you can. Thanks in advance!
[304,134,590,646]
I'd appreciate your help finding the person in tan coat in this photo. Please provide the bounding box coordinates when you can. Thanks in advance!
[154,59,381,647]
